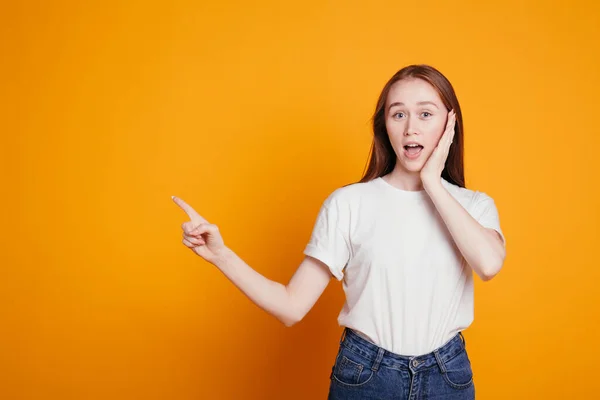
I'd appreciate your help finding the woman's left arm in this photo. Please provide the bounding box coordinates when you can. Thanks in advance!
[420,109,505,281]
[424,182,506,281]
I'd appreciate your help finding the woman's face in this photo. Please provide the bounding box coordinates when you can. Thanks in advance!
[385,78,449,173]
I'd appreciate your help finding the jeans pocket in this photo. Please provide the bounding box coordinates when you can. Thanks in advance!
[331,347,374,387]
[440,349,474,390]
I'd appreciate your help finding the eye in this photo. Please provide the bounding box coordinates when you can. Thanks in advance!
[393,112,405,118]
[421,112,432,117]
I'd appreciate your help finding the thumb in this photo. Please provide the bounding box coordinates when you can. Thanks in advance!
[191,222,219,237]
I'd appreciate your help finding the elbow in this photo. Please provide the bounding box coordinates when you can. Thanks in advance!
[282,319,298,328]
[479,270,497,282]
[281,290,307,327]
[281,307,304,328]
[281,314,302,328]
[478,260,504,282]
[473,246,505,282]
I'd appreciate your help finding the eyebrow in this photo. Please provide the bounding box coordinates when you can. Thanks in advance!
[388,101,439,111]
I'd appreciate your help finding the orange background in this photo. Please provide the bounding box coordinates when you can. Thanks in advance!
[2,1,598,399]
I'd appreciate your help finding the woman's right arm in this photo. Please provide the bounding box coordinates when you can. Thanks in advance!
[213,251,332,327]
[172,195,333,327]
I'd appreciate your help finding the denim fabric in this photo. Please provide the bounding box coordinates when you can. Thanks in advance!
[328,328,475,399]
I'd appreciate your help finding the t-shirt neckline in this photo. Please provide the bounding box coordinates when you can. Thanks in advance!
[375,176,448,198]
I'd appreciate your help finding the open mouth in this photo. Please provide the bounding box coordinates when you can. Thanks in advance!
[403,144,424,159]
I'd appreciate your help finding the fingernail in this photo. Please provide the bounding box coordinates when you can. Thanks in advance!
[171,196,175,200]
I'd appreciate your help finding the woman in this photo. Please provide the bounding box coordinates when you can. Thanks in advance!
[172,64,506,399]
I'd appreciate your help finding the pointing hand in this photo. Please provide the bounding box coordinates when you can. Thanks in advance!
[172,196,229,264]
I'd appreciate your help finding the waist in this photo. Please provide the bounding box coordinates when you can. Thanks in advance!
[340,327,467,369]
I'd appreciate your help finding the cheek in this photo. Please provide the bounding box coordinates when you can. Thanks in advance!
[427,121,447,145]
[385,125,405,146]
[385,120,404,135]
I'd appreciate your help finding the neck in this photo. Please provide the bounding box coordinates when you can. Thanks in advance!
[383,166,424,191]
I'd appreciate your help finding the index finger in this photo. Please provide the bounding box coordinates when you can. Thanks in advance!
[171,196,208,223]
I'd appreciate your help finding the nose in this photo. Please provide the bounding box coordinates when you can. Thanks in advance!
[404,115,419,136]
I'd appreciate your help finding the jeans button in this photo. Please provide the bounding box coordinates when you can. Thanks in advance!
[412,359,419,367]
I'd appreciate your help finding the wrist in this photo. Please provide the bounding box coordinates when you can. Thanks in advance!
[422,176,443,192]
[212,247,235,268]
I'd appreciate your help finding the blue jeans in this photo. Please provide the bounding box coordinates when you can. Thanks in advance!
[328,328,475,399]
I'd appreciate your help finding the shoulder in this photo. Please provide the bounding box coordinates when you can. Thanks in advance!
[322,179,378,208]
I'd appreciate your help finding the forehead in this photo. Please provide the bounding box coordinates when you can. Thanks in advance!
[386,78,443,107]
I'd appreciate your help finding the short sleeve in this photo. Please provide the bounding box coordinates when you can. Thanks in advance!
[471,191,506,247]
[303,194,351,281]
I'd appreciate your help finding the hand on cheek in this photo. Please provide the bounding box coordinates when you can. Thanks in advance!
[420,110,456,188]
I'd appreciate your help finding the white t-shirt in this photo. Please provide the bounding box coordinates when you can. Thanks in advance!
[304,176,505,356]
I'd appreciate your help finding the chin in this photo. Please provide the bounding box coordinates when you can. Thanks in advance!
[399,159,424,173]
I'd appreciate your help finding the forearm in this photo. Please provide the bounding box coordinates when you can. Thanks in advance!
[424,181,506,280]
[212,248,297,326]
